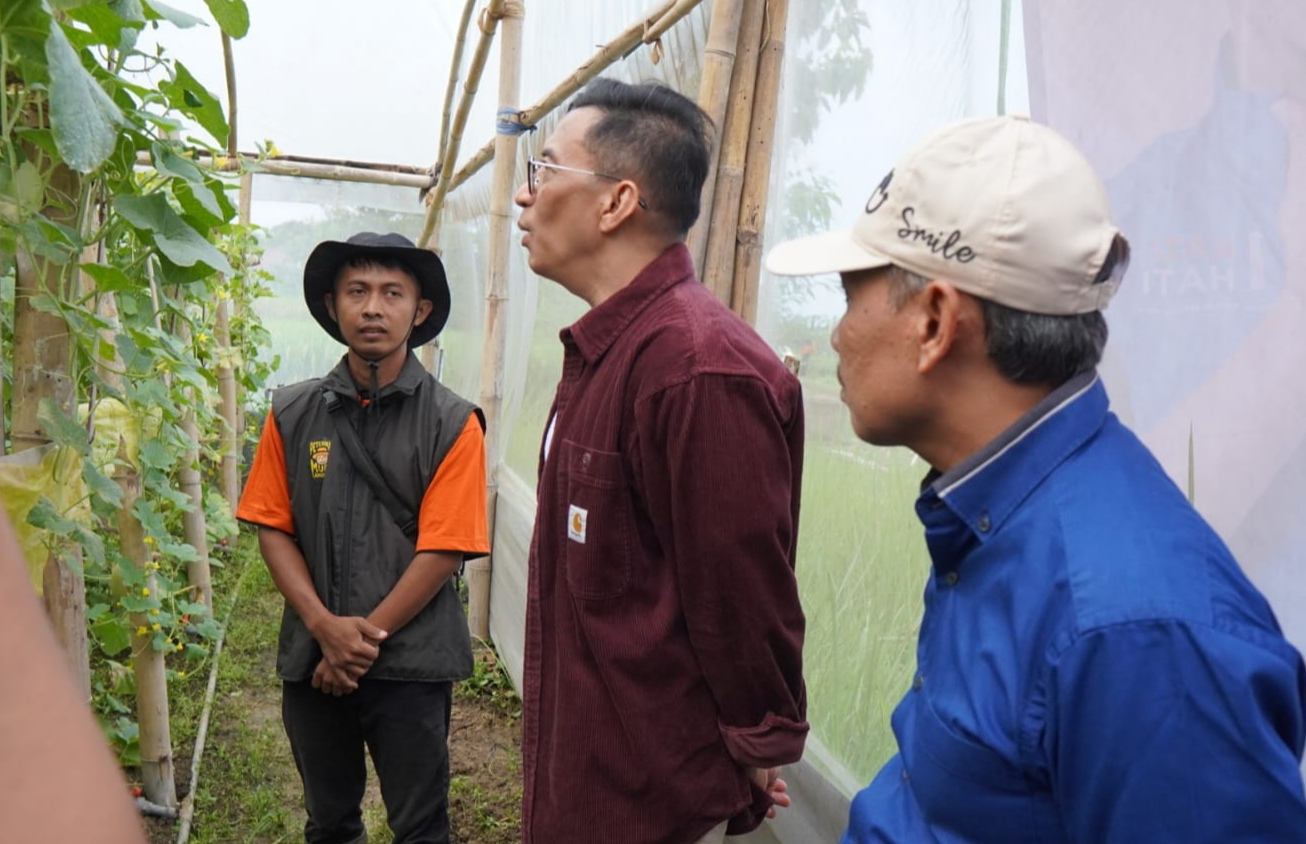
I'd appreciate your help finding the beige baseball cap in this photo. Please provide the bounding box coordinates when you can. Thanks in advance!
[764,115,1128,315]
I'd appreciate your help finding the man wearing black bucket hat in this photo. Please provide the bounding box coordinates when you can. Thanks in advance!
[238,232,489,844]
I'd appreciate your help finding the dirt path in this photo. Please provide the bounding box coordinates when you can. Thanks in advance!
[144,551,521,844]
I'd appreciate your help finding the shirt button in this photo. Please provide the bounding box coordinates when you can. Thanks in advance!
[945,571,959,587]
[912,674,924,691]
[901,768,910,782]
[581,452,592,468]
[976,511,991,532]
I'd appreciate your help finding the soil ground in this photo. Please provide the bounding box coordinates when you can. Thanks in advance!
[136,538,522,844]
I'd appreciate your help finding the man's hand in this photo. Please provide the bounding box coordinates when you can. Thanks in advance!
[310,614,387,674]
[748,766,791,819]
[311,658,360,696]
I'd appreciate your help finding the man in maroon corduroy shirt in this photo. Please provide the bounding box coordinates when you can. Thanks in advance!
[512,77,809,844]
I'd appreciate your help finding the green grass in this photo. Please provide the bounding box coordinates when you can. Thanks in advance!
[794,415,930,787]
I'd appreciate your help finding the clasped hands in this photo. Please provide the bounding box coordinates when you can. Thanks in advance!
[309,615,388,696]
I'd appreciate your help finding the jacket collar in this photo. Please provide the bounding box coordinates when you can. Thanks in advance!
[915,371,1108,567]
[320,352,427,404]
[562,243,696,365]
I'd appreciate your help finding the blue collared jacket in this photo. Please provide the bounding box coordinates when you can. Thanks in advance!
[845,372,1306,843]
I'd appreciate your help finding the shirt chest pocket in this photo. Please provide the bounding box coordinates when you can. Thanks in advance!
[560,440,632,600]
[902,696,1050,844]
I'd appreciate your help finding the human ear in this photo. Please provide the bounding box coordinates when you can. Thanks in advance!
[413,298,434,326]
[324,294,339,323]
[916,281,964,374]
[596,181,643,234]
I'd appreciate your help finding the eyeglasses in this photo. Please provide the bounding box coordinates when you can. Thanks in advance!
[526,158,648,209]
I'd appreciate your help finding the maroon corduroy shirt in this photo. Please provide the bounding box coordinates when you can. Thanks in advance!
[522,244,809,844]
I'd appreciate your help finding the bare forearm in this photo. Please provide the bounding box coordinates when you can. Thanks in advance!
[367,550,462,635]
[257,527,332,634]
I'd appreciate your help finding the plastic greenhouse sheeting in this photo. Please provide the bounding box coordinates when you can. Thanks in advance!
[146,0,1306,836]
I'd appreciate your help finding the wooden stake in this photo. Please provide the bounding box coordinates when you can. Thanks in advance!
[418,0,509,249]
[686,0,746,273]
[700,0,766,306]
[221,32,238,158]
[115,443,176,808]
[214,293,240,510]
[730,0,791,325]
[12,142,88,697]
[468,0,525,641]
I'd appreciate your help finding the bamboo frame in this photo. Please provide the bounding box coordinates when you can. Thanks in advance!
[468,0,525,642]
[442,0,704,198]
[418,0,508,249]
[214,297,239,508]
[730,0,791,324]
[700,0,766,306]
[686,0,747,272]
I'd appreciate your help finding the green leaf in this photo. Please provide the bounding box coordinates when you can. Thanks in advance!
[138,439,174,472]
[65,0,144,51]
[174,174,225,223]
[83,460,125,509]
[37,397,91,454]
[72,522,106,565]
[142,0,207,28]
[159,61,229,146]
[14,161,44,216]
[44,21,125,172]
[27,497,76,536]
[81,262,138,294]
[160,541,199,563]
[201,0,248,38]
[92,617,132,656]
[112,193,232,273]
[150,143,203,183]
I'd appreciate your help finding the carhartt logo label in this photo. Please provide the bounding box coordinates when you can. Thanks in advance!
[567,505,588,544]
[309,440,331,479]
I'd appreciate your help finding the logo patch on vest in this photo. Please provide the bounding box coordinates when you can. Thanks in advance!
[567,505,588,544]
[309,440,331,479]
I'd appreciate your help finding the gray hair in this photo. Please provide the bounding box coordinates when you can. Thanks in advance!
[885,266,1108,387]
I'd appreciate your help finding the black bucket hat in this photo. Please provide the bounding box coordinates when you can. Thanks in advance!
[303,232,451,348]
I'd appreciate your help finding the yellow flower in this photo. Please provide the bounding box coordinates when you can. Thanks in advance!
[175,643,184,652]
[141,587,151,597]
[151,623,161,632]
[149,608,159,616]
[178,671,187,678]
[213,155,228,170]
[196,332,208,344]
[136,626,148,636]
[144,536,155,546]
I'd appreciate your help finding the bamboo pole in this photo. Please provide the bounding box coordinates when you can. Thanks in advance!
[166,291,212,611]
[686,0,747,273]
[221,32,238,158]
[418,0,508,250]
[442,0,703,198]
[643,0,702,44]
[435,0,479,179]
[730,0,791,324]
[700,0,766,306]
[468,0,525,641]
[133,150,433,188]
[12,142,88,697]
[214,296,239,510]
[115,443,176,808]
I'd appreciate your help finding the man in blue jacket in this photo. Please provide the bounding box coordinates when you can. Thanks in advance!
[766,115,1306,843]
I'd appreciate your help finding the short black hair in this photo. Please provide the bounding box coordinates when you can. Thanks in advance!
[569,78,714,236]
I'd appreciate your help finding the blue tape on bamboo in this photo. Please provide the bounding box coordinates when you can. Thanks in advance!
[496,108,536,136]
